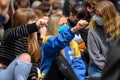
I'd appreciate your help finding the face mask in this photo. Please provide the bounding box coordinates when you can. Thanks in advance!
[58,25,69,33]
[93,15,105,26]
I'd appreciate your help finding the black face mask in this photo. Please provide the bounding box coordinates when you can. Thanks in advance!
[53,6,59,10]
[69,18,79,27]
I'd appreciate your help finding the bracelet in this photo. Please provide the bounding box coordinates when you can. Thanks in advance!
[72,27,77,32]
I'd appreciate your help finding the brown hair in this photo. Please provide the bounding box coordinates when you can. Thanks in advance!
[13,0,30,10]
[12,8,40,62]
[33,9,43,19]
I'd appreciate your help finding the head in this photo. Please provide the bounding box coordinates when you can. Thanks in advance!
[52,8,63,15]
[89,1,120,38]
[84,0,102,16]
[69,4,86,21]
[31,0,41,9]
[0,0,10,9]
[12,8,36,27]
[38,1,51,16]
[13,0,30,11]
[12,8,40,62]
[47,14,68,35]
[32,9,43,20]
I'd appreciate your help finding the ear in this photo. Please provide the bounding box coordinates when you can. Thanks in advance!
[70,12,73,16]
[86,7,93,13]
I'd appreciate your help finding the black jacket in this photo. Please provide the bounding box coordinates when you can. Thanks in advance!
[101,35,120,80]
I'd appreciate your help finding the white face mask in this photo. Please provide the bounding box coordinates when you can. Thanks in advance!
[93,15,105,26]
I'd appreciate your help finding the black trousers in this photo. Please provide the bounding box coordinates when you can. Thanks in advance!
[44,55,78,80]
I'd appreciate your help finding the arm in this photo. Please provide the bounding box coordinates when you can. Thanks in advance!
[87,30,106,71]
[43,20,88,56]
[3,18,47,43]
[43,29,75,56]
[3,23,38,42]
[72,57,86,80]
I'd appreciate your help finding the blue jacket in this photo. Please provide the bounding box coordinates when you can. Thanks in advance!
[40,29,86,80]
[40,29,75,75]
[63,41,86,80]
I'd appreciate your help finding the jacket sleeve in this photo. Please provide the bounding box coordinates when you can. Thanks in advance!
[42,29,75,56]
[71,57,86,80]
[87,30,106,71]
[0,14,5,27]
[3,23,38,43]
[102,38,120,80]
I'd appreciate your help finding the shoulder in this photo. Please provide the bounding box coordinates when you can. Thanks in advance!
[42,35,52,44]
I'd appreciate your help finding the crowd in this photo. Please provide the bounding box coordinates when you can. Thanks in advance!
[0,0,120,80]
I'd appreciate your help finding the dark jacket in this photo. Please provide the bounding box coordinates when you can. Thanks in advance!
[101,35,120,80]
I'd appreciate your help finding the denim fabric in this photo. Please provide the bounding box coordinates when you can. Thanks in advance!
[0,57,32,80]
[88,65,102,77]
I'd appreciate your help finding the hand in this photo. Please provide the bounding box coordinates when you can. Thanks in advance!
[39,26,47,38]
[31,76,37,80]
[71,20,88,32]
[36,18,48,29]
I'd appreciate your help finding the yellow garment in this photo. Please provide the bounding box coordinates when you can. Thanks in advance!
[42,35,51,44]
[39,73,45,80]
[70,40,81,58]
[78,40,86,52]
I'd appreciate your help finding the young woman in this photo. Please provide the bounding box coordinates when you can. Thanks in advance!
[0,8,46,80]
[87,0,120,79]
[39,14,88,80]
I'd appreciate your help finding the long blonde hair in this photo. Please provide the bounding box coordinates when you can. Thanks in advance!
[88,1,120,39]
[12,8,40,62]
[47,14,63,35]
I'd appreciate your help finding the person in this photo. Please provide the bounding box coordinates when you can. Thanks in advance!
[1,0,31,32]
[83,0,103,22]
[13,0,30,11]
[67,3,90,77]
[101,35,120,80]
[0,8,47,80]
[87,0,120,79]
[0,0,11,42]
[67,3,87,46]
[0,0,10,28]
[37,1,51,17]
[39,14,88,80]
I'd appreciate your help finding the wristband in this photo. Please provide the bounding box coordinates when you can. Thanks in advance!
[72,27,77,32]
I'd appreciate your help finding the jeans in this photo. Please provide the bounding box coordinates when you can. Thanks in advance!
[0,57,32,80]
[88,65,102,77]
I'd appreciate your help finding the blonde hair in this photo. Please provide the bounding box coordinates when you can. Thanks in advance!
[47,14,63,35]
[88,1,120,39]
[12,8,40,62]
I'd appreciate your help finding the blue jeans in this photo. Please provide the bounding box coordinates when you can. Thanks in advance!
[0,57,32,80]
[88,65,102,77]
